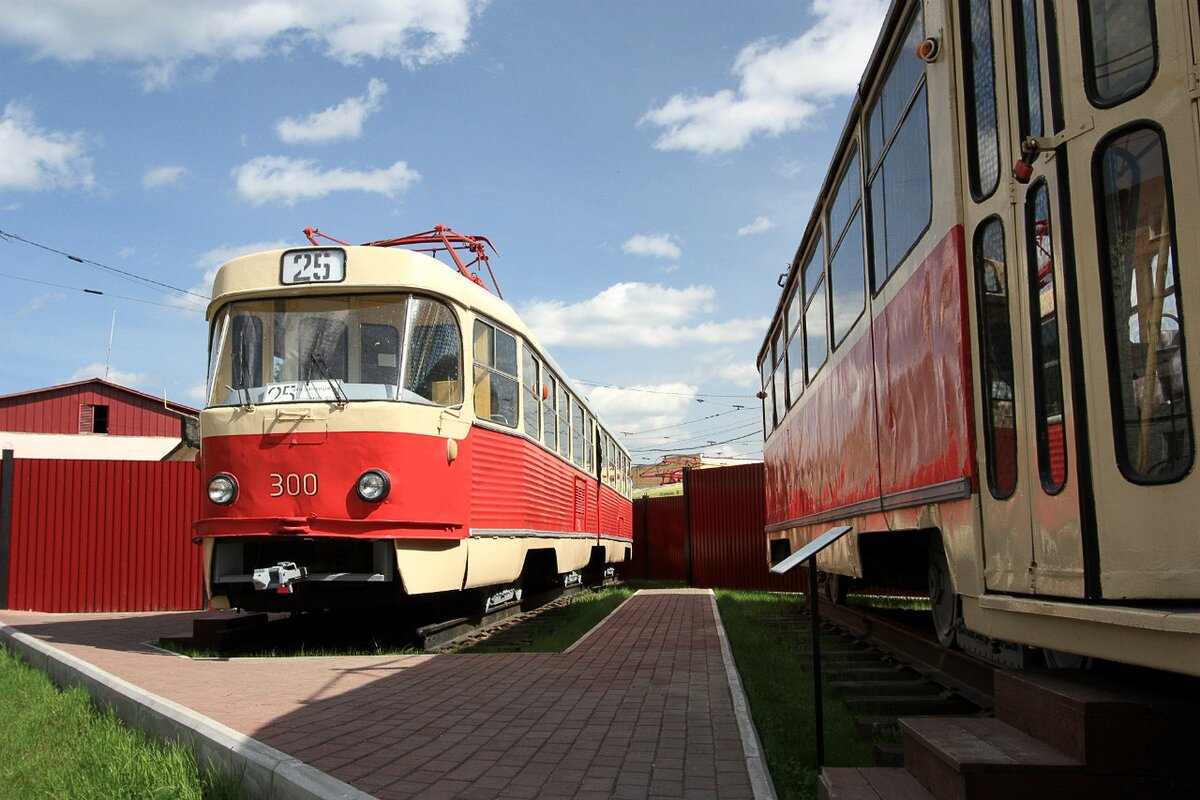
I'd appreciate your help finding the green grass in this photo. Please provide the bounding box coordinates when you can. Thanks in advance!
[0,646,242,800]
[715,590,877,800]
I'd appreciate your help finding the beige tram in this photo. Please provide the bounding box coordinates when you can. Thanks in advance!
[759,0,1200,675]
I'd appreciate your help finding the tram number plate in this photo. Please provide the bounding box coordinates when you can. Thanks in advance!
[280,248,345,285]
[270,472,318,497]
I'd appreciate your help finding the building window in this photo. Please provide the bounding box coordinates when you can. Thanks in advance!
[80,404,110,434]
[1096,125,1192,483]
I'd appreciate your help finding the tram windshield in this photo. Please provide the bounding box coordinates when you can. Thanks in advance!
[206,293,462,407]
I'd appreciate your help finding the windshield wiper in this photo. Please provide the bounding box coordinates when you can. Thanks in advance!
[231,333,253,408]
[308,351,348,406]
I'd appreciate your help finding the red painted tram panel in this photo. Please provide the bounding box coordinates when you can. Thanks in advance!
[3,459,203,612]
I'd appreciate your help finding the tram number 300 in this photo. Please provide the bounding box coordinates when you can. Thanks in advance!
[270,473,318,497]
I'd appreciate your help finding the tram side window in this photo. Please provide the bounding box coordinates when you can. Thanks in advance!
[544,373,559,450]
[571,399,585,467]
[828,151,866,347]
[522,347,542,439]
[360,323,400,386]
[867,13,931,290]
[557,385,571,459]
[404,298,462,406]
[1096,126,1192,483]
[230,315,263,390]
[1026,182,1067,493]
[962,0,1000,200]
[1081,0,1156,107]
[786,284,804,405]
[771,326,787,425]
[974,218,1018,498]
[585,416,595,472]
[472,320,518,428]
[1014,0,1044,139]
[803,239,828,381]
[760,357,773,438]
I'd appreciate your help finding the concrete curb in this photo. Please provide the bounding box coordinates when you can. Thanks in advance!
[708,590,779,800]
[0,621,374,800]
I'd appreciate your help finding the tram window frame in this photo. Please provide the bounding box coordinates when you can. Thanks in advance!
[472,318,519,429]
[585,416,595,472]
[403,296,463,407]
[360,322,400,387]
[771,323,788,425]
[973,217,1019,499]
[1093,122,1194,485]
[803,236,828,382]
[961,0,1001,201]
[1078,0,1158,109]
[827,148,867,349]
[760,356,774,438]
[866,11,933,294]
[1024,180,1068,494]
[522,346,542,440]
[571,399,586,468]
[557,384,571,459]
[230,315,263,390]
[543,373,558,450]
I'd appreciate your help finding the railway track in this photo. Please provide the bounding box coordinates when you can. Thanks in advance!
[768,598,996,766]
[160,579,620,657]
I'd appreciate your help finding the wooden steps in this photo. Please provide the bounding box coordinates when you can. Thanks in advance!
[822,668,1200,800]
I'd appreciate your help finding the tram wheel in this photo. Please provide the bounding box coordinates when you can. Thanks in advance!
[927,538,961,648]
[820,571,848,604]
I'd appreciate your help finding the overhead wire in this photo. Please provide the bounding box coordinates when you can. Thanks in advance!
[0,271,206,313]
[0,227,211,303]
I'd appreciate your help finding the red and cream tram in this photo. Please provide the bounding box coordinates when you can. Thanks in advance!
[759,0,1200,675]
[195,226,633,612]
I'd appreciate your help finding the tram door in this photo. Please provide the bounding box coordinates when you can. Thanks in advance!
[967,0,1088,598]
[1049,0,1200,600]
[971,0,1200,601]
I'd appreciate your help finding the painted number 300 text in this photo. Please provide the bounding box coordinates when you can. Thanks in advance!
[270,473,318,497]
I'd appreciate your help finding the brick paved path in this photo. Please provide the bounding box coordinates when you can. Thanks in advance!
[0,590,763,799]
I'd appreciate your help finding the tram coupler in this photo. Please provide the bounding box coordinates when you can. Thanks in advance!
[252,561,308,592]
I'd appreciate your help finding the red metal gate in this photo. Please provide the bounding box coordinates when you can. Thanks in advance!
[1,456,203,612]
[629,463,807,591]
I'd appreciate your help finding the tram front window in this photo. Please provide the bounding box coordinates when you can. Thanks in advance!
[207,293,462,407]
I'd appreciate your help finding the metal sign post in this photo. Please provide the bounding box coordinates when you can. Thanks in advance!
[770,525,852,767]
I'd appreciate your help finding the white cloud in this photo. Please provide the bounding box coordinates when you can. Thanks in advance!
[691,347,761,389]
[0,102,94,193]
[737,216,774,236]
[167,239,289,311]
[520,282,767,349]
[71,362,149,388]
[232,156,419,206]
[142,164,188,188]
[622,233,681,260]
[0,1,486,90]
[585,383,698,436]
[18,292,64,316]
[184,381,208,403]
[640,0,886,154]
[277,78,388,144]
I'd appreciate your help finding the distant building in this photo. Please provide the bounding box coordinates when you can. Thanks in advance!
[633,453,760,491]
[0,378,198,461]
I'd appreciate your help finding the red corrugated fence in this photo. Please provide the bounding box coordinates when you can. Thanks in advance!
[3,458,203,612]
[629,463,808,592]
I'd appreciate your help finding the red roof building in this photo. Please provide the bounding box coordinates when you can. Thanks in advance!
[0,379,198,460]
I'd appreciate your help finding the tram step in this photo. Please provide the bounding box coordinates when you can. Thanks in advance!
[819,767,933,800]
[873,743,905,767]
[825,666,908,682]
[993,669,1200,776]
[829,679,945,697]
[900,716,1095,800]
[843,694,976,716]
[856,715,901,739]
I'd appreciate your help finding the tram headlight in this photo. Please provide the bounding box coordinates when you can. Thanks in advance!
[207,473,238,505]
[356,469,390,502]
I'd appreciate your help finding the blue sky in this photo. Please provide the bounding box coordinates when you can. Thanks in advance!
[0,0,887,461]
